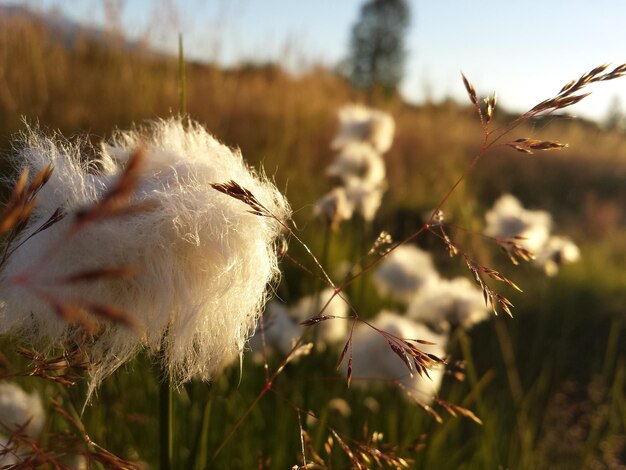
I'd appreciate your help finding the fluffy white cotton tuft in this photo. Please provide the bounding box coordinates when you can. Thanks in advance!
[536,235,581,276]
[344,184,385,223]
[484,194,552,255]
[484,194,580,275]
[406,277,489,330]
[373,245,440,301]
[314,187,355,229]
[0,119,290,392]
[248,301,302,358]
[0,383,45,438]
[346,311,447,401]
[332,104,395,154]
[289,288,349,349]
[326,142,386,189]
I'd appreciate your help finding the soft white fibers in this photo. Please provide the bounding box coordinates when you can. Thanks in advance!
[0,118,290,390]
[314,187,355,229]
[484,194,552,255]
[344,184,385,223]
[373,244,440,301]
[289,288,349,349]
[484,194,580,275]
[536,235,581,276]
[248,301,302,358]
[406,277,489,330]
[326,142,386,189]
[332,104,395,154]
[0,383,45,438]
[347,311,447,401]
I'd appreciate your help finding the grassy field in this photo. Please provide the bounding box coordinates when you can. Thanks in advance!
[1,10,626,469]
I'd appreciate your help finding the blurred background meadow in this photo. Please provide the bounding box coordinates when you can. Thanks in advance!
[1,0,626,468]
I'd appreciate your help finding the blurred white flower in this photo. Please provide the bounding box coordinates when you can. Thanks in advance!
[326,142,386,189]
[373,245,440,301]
[332,104,395,154]
[536,235,581,276]
[248,302,302,359]
[289,288,349,350]
[406,277,489,330]
[346,311,447,402]
[314,187,355,230]
[344,184,385,223]
[484,194,552,255]
[0,383,45,439]
[485,194,580,275]
[0,119,290,393]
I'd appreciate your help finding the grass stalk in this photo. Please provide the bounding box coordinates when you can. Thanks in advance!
[456,328,495,465]
[178,33,186,117]
[159,371,174,470]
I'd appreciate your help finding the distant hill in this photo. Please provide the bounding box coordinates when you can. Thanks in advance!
[0,3,143,51]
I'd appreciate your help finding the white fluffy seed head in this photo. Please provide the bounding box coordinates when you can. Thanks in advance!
[0,383,45,438]
[0,118,290,393]
[332,104,395,154]
[326,142,386,189]
[289,288,349,349]
[373,245,440,301]
[314,187,355,229]
[484,194,552,255]
[407,277,490,330]
[346,311,448,402]
[536,235,581,276]
[248,301,302,359]
[344,184,385,223]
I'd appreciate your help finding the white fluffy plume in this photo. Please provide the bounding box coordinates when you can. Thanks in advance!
[484,194,552,255]
[346,311,448,401]
[536,235,581,276]
[0,118,290,391]
[373,244,440,301]
[289,288,349,349]
[248,301,302,358]
[406,277,489,330]
[249,288,349,357]
[0,382,45,439]
[332,104,395,154]
[484,194,580,275]
[326,142,386,189]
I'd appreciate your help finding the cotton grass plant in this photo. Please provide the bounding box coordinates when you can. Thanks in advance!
[0,118,290,396]
[1,61,625,467]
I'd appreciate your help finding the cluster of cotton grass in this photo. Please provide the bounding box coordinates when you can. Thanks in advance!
[315,104,394,227]
[0,118,290,395]
[484,194,580,276]
[347,243,489,401]
[248,287,349,359]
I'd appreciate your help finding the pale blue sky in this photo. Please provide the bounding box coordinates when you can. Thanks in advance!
[8,0,626,121]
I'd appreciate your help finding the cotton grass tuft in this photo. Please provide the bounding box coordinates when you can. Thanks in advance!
[0,118,290,393]
[484,194,580,275]
[373,245,439,301]
[0,383,45,439]
[484,194,552,255]
[332,104,395,154]
[406,277,489,331]
[289,288,349,349]
[346,311,447,401]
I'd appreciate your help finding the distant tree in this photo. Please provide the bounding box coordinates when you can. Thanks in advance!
[345,0,410,97]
